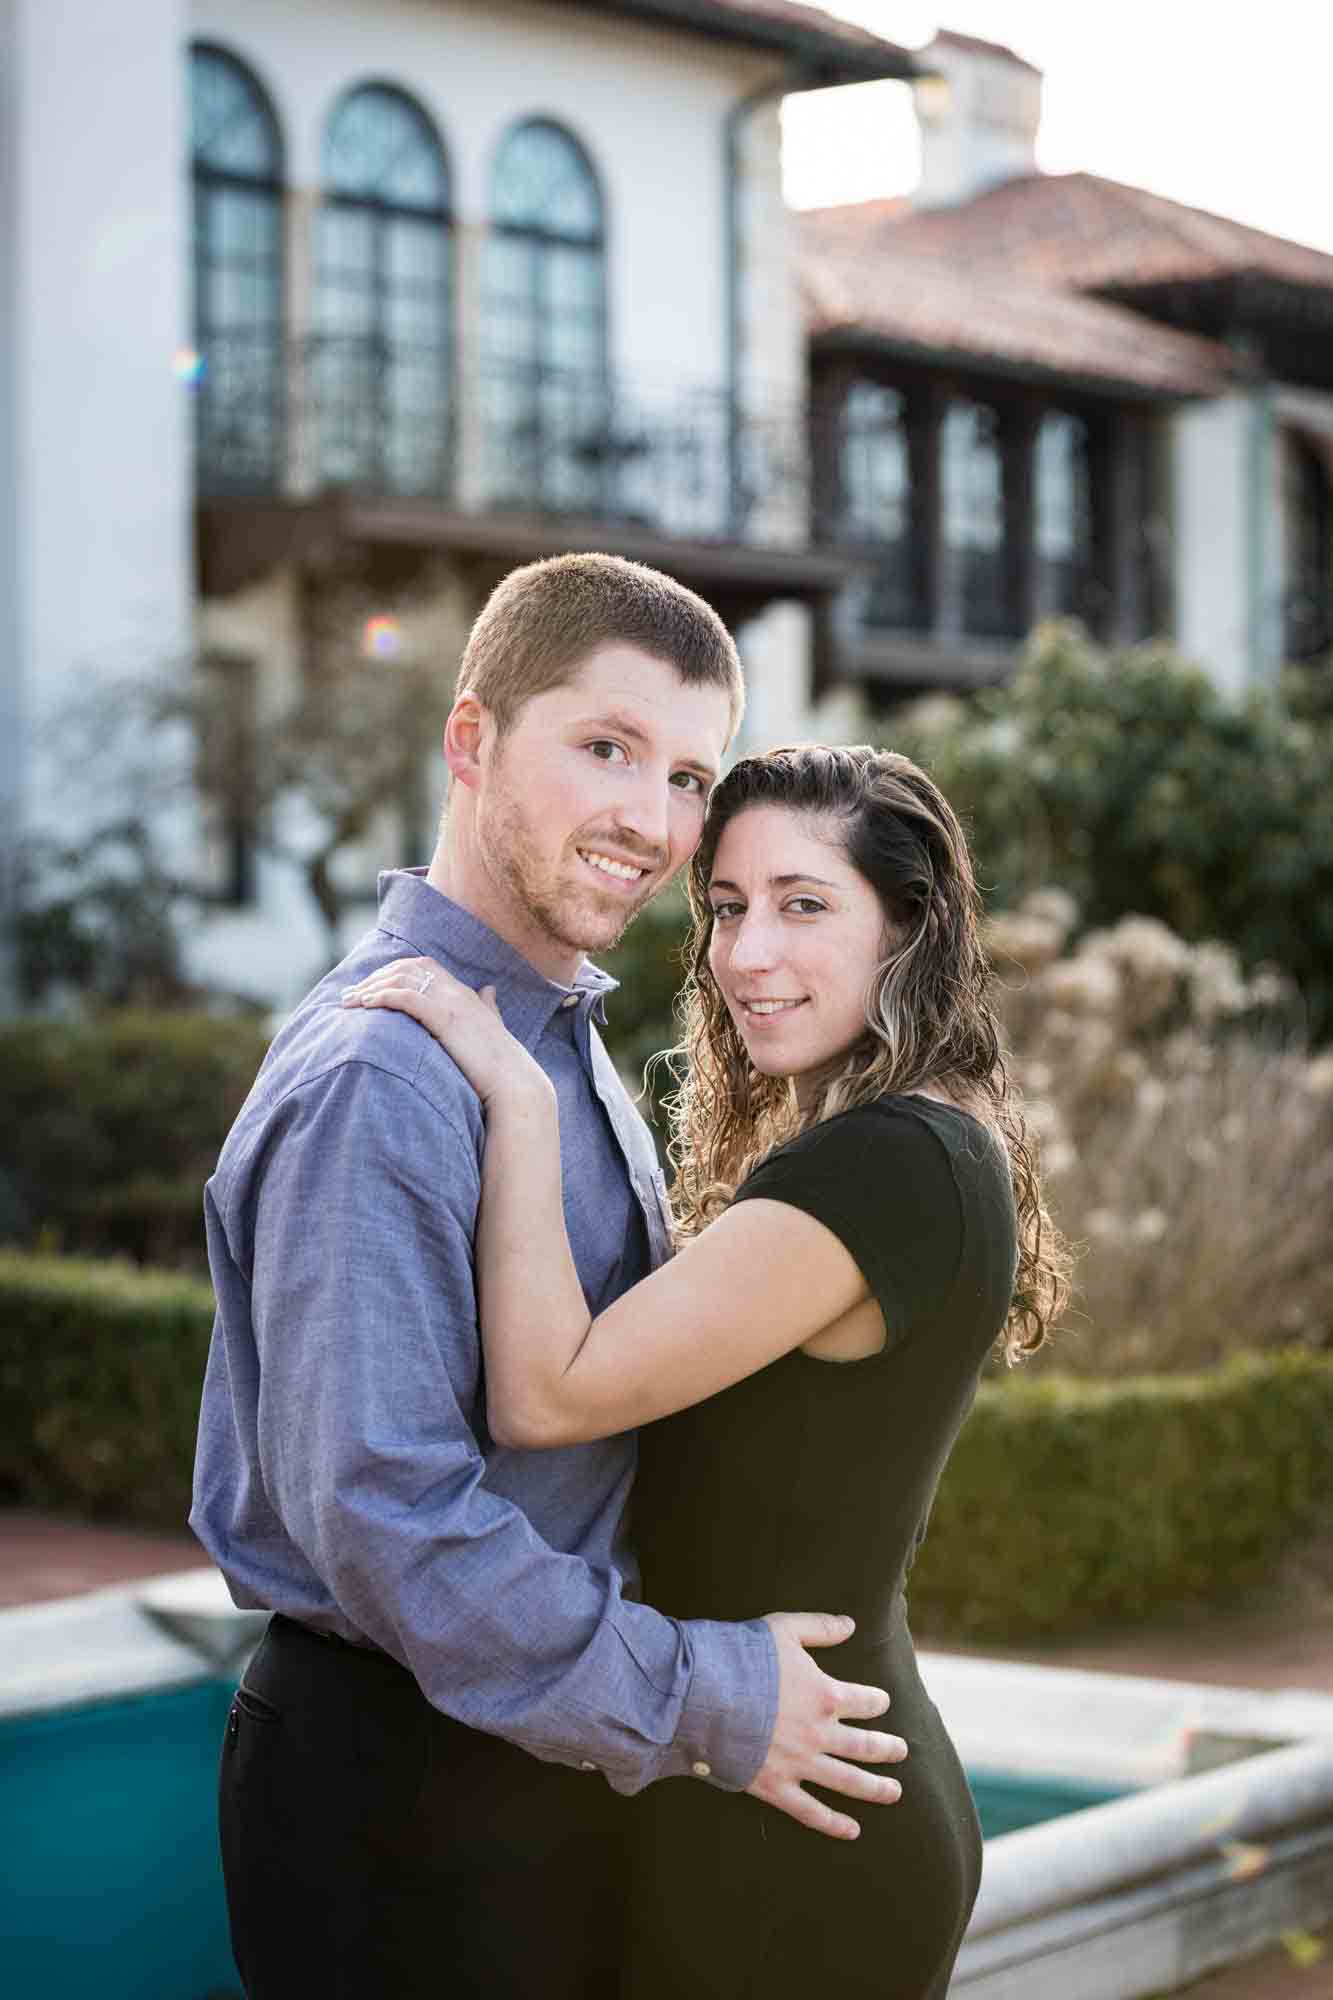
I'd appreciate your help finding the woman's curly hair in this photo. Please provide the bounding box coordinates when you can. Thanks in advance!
[659,743,1070,1361]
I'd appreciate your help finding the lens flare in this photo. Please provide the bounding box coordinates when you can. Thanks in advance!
[173,346,206,386]
[362,615,402,660]
[1219,1840,1269,1882]
[1279,1930,1325,1968]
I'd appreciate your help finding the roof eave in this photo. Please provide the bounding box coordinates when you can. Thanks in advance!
[574,0,922,83]
[1099,270,1333,324]
[810,324,1229,404]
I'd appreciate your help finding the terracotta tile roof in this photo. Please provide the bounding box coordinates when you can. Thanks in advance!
[799,168,1333,397]
[854,171,1333,296]
[798,216,1236,398]
[599,0,919,79]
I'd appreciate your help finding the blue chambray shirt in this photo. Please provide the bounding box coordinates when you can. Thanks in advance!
[191,868,778,1794]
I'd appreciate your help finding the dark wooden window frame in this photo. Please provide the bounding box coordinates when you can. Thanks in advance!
[189,42,286,496]
[481,117,611,513]
[816,354,1161,657]
[196,649,260,908]
[1282,430,1333,663]
[314,80,455,498]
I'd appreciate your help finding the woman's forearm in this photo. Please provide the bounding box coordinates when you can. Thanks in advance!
[476,1083,594,1446]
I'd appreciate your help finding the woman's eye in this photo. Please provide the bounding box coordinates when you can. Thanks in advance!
[787,898,826,916]
[587,740,629,764]
[710,902,743,922]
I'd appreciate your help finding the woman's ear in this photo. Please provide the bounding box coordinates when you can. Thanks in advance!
[444,694,490,792]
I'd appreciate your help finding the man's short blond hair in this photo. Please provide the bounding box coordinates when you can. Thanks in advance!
[454,553,744,736]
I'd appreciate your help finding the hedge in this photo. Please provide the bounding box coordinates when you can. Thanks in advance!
[0,1252,215,1527]
[4,1252,1332,1638]
[0,1010,270,1268]
[910,1351,1333,1639]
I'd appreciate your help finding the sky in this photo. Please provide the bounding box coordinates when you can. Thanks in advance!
[781,1,1333,256]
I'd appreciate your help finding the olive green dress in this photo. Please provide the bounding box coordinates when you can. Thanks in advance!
[626,1095,1018,2000]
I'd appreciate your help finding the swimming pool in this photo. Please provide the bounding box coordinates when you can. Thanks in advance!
[0,1672,1128,2000]
[4,1575,1331,2000]
[3,1679,238,2000]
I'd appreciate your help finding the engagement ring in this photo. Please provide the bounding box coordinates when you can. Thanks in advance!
[414,969,436,995]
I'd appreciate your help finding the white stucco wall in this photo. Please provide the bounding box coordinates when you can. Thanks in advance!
[187,0,778,401]
[0,3,25,1006]
[914,35,1042,212]
[4,0,192,838]
[175,0,816,1003]
[5,0,822,1007]
[733,601,813,754]
[1171,390,1284,697]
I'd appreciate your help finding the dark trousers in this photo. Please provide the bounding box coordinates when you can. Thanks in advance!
[220,1614,628,1999]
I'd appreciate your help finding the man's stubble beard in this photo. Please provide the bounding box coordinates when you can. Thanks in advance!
[479,769,657,961]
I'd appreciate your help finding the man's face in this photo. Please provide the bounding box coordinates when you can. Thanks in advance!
[472,644,733,976]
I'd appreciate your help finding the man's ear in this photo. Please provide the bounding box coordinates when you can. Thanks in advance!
[443,694,491,792]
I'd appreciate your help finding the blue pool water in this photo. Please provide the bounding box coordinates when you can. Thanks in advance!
[2,1679,240,2000]
[0,1680,1130,2000]
[969,1765,1129,1839]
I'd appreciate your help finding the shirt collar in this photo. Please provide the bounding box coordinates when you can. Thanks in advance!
[375,868,616,1050]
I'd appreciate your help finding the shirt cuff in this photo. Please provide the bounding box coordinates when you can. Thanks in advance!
[672,1615,779,1792]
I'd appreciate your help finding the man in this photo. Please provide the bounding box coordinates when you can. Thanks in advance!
[192,554,904,1999]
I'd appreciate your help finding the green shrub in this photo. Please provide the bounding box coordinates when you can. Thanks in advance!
[911,1351,1333,1640]
[895,624,1333,1038]
[0,1010,269,1267]
[600,885,691,1138]
[5,1249,1331,1638]
[0,1251,215,1527]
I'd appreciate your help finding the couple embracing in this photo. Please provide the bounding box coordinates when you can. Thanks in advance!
[191,553,1066,1999]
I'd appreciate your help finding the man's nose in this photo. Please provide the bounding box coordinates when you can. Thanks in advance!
[616,769,672,858]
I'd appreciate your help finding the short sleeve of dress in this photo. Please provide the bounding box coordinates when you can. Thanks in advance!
[729,1102,965,1351]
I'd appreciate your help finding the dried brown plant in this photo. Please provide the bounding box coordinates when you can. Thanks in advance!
[986,897,1333,1374]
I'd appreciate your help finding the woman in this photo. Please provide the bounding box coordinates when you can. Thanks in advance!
[342,744,1068,1999]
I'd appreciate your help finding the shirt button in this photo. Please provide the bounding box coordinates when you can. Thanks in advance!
[561,993,580,1009]
[691,1760,712,1779]
[580,1759,598,1772]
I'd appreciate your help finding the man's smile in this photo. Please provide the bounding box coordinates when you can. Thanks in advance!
[578,847,648,887]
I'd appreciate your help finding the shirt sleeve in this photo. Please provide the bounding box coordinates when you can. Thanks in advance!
[730,1104,965,1350]
[222,1058,777,1796]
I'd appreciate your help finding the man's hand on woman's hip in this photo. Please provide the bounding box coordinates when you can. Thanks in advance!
[746,1612,907,1840]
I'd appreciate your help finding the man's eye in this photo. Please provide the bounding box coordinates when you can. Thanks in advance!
[588,740,629,763]
[670,771,706,794]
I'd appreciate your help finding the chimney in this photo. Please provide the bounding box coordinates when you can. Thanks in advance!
[912,30,1042,211]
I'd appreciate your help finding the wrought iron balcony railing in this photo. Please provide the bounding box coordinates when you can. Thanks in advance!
[192,333,811,548]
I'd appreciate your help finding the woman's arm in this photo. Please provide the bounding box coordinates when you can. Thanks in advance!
[342,958,871,1447]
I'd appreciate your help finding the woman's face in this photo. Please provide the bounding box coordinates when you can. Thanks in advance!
[706,804,889,1094]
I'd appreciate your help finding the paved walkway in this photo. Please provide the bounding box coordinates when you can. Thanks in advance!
[5,1509,1332,1998]
[0,1507,209,1609]
[928,1603,1333,1697]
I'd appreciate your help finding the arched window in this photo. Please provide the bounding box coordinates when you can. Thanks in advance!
[838,383,915,628]
[482,119,607,511]
[314,84,452,494]
[1035,412,1093,620]
[942,400,1008,638]
[1283,432,1332,662]
[189,45,284,492]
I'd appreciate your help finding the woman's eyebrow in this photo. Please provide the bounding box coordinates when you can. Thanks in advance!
[709,874,840,893]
